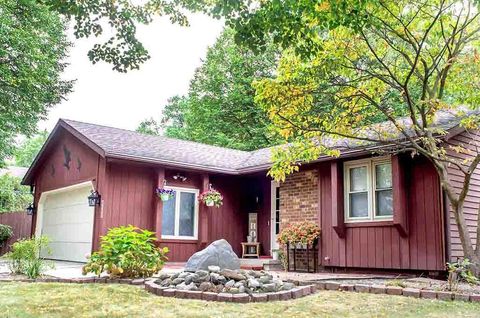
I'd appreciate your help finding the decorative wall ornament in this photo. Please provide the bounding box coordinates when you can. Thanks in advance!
[76,157,82,171]
[63,145,71,170]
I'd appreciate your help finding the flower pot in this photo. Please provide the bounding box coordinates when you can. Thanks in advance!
[205,199,215,207]
[160,193,171,201]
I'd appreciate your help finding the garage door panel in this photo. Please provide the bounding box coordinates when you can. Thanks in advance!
[42,222,93,243]
[40,184,94,262]
[45,187,91,209]
[43,205,95,225]
[41,242,92,262]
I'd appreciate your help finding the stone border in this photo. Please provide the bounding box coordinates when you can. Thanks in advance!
[312,281,480,302]
[144,280,317,303]
[3,276,480,303]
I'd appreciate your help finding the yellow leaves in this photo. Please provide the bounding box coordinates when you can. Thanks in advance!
[315,1,331,13]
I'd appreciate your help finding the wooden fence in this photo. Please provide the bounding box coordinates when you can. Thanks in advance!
[0,212,32,255]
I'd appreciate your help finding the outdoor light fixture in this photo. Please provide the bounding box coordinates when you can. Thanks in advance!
[172,173,187,182]
[26,203,35,215]
[88,190,101,207]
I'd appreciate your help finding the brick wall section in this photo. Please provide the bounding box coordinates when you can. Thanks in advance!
[279,169,319,229]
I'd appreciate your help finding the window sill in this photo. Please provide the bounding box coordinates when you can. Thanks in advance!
[160,238,198,244]
[344,220,394,228]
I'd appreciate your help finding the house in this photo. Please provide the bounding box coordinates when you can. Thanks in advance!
[22,115,479,272]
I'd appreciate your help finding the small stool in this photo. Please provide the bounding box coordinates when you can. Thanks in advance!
[241,242,261,258]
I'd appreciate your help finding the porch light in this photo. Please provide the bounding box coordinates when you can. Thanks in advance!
[172,173,187,182]
[88,190,101,207]
[26,203,35,215]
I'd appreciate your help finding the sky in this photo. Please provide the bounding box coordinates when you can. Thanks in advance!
[39,14,224,132]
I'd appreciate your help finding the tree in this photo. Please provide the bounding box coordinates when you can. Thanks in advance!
[14,131,49,168]
[138,28,281,151]
[250,1,480,272]
[44,0,189,72]
[0,0,72,166]
[0,174,31,213]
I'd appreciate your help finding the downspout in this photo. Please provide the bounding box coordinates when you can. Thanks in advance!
[443,189,451,264]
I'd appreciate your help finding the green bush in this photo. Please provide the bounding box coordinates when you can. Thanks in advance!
[0,224,13,246]
[0,174,32,213]
[5,236,53,279]
[82,225,169,278]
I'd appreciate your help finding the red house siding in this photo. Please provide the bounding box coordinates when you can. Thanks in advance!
[445,129,480,261]
[281,155,445,271]
[323,156,444,271]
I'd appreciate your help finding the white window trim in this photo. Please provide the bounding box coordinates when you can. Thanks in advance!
[344,157,393,223]
[161,186,199,240]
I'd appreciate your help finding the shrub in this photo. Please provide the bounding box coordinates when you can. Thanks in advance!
[277,221,321,245]
[5,236,53,279]
[0,224,13,246]
[82,225,169,278]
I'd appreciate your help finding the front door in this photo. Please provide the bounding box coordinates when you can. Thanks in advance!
[270,181,280,257]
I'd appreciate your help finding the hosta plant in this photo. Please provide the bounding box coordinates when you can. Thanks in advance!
[199,189,223,207]
[82,225,169,278]
[5,236,53,279]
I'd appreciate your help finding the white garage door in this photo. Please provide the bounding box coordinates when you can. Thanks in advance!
[40,185,94,262]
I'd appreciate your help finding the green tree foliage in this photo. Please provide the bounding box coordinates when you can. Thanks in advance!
[138,28,281,151]
[44,0,194,72]
[0,174,31,213]
[14,131,49,168]
[0,0,72,166]
[249,0,480,272]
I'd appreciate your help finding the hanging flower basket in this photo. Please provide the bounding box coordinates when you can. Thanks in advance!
[199,189,223,207]
[155,188,175,202]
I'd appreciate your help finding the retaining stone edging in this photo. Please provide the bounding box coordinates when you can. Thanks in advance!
[312,281,480,302]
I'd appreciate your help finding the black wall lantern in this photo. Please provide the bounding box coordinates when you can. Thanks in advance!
[26,203,35,215]
[88,190,101,207]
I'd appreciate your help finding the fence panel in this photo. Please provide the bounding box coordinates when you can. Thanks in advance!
[0,212,32,255]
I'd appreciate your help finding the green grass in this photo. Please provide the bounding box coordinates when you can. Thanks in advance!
[0,283,479,318]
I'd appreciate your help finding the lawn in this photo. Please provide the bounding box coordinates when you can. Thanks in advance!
[1,283,480,318]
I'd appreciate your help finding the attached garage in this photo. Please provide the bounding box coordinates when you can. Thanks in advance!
[36,182,95,262]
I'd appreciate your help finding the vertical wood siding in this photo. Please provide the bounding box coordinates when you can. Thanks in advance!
[445,129,480,261]
[318,156,445,271]
[0,212,32,255]
[101,162,156,236]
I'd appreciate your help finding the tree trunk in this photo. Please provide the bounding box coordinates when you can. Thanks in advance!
[451,203,478,269]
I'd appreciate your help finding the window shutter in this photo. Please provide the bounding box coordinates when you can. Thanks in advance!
[392,155,408,236]
[331,161,346,237]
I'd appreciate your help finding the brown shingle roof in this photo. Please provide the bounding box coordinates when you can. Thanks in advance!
[62,108,475,173]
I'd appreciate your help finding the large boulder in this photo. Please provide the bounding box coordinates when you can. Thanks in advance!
[185,239,240,271]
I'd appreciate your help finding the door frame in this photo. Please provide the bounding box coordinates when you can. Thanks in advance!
[270,181,280,258]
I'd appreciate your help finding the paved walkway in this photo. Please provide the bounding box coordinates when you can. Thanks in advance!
[0,259,399,281]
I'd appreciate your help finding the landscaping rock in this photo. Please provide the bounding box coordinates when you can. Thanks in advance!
[210,273,227,285]
[248,278,261,289]
[194,270,209,283]
[261,283,277,293]
[158,273,171,280]
[259,275,273,284]
[208,265,221,273]
[172,278,184,285]
[282,282,295,291]
[185,239,240,271]
[220,269,246,281]
[199,282,214,292]
[225,280,236,288]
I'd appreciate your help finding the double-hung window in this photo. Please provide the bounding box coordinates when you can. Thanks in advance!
[161,187,199,239]
[344,157,393,222]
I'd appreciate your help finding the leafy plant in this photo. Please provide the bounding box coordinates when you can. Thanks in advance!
[277,221,321,245]
[82,225,169,278]
[155,188,175,201]
[447,259,479,290]
[5,236,53,279]
[0,175,32,213]
[274,248,288,272]
[199,189,223,207]
[0,224,13,247]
